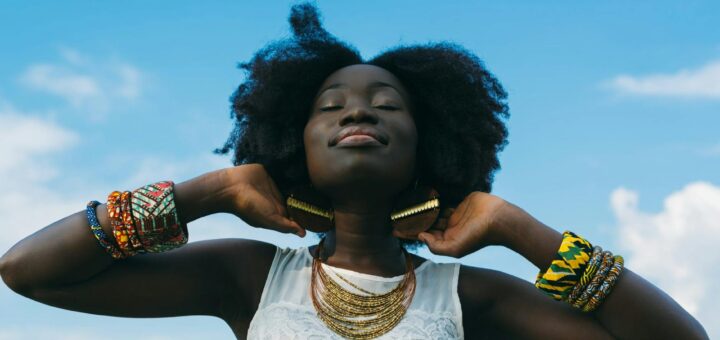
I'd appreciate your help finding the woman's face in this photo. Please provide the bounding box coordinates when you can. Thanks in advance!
[304,64,417,204]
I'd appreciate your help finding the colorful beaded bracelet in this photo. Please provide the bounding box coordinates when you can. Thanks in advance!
[120,191,144,253]
[582,255,624,312]
[567,246,603,302]
[86,200,125,260]
[107,191,137,257]
[536,230,627,312]
[571,251,615,309]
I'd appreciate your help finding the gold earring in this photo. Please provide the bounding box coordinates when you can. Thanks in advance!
[286,184,334,232]
[285,179,441,239]
[390,178,441,240]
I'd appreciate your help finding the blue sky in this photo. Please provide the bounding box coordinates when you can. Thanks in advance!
[1,1,719,338]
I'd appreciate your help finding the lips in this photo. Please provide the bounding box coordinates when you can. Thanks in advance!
[329,126,388,146]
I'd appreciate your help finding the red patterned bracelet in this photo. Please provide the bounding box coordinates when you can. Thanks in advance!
[120,191,145,254]
[107,191,135,257]
[130,181,188,253]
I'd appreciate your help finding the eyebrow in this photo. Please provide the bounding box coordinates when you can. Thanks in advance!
[316,81,402,98]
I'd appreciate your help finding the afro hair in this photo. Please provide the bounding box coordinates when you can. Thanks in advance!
[215,2,510,248]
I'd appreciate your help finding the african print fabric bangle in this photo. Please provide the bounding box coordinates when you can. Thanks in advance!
[130,181,188,253]
[107,191,139,257]
[86,200,125,260]
[535,231,594,301]
[582,255,624,312]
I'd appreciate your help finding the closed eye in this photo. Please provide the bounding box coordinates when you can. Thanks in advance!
[375,105,399,111]
[319,105,343,112]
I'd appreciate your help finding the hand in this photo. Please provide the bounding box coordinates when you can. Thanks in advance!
[418,191,511,258]
[224,164,306,237]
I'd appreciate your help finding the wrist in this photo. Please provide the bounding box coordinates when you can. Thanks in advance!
[174,168,234,223]
[486,200,528,249]
[491,202,562,269]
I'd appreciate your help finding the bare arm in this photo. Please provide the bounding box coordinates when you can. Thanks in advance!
[420,192,708,339]
[0,165,304,322]
[497,206,708,339]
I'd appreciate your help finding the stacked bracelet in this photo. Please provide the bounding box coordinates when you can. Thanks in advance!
[567,246,603,303]
[86,200,125,259]
[582,255,624,312]
[536,231,625,312]
[86,180,188,259]
[570,250,614,309]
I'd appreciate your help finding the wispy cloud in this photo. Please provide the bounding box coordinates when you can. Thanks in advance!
[18,48,143,113]
[612,182,720,336]
[697,143,720,157]
[0,101,78,182]
[608,60,720,99]
[0,101,82,252]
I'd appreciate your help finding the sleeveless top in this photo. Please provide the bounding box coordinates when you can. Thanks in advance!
[247,246,464,339]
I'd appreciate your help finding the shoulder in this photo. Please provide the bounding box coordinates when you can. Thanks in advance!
[458,264,543,309]
[458,265,500,313]
[203,238,278,319]
[458,264,532,337]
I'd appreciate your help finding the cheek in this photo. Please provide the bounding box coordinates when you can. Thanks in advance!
[303,119,324,155]
[394,116,418,152]
[303,119,331,173]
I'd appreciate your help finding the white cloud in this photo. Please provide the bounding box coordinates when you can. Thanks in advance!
[0,104,296,252]
[0,102,78,179]
[0,103,84,252]
[19,48,143,113]
[612,182,720,336]
[608,60,720,98]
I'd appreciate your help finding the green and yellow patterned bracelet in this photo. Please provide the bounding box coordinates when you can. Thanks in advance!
[535,231,594,301]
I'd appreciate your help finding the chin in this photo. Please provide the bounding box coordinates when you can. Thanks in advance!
[317,172,410,200]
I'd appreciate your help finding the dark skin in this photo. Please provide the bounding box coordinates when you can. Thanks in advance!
[0,65,707,339]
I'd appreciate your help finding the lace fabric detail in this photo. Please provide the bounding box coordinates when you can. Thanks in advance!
[245,247,464,339]
[247,301,462,339]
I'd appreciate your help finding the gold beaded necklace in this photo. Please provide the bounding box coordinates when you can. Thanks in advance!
[310,238,417,339]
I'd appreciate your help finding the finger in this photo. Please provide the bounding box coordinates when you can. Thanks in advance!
[263,175,288,217]
[451,201,471,226]
[268,214,306,237]
[418,230,451,254]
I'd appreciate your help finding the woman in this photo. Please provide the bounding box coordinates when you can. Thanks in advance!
[0,3,707,339]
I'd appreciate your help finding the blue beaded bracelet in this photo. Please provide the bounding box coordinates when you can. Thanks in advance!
[86,200,124,259]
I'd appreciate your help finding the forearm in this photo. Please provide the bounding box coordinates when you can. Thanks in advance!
[500,202,708,339]
[0,168,231,292]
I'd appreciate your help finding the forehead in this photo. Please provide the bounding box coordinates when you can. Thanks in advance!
[316,64,408,96]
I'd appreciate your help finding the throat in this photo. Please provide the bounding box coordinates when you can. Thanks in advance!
[310,233,419,278]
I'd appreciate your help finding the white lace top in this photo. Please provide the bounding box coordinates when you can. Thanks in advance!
[247,246,464,339]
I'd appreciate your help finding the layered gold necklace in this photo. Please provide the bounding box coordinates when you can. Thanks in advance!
[310,238,417,339]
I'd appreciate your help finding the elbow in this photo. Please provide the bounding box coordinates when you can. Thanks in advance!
[690,321,710,340]
[0,252,33,296]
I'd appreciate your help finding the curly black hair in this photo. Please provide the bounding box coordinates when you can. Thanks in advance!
[215,2,509,248]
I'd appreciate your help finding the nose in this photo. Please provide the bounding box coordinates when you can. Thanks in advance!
[339,102,379,126]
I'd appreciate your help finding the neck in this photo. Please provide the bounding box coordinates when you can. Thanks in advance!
[317,202,408,277]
